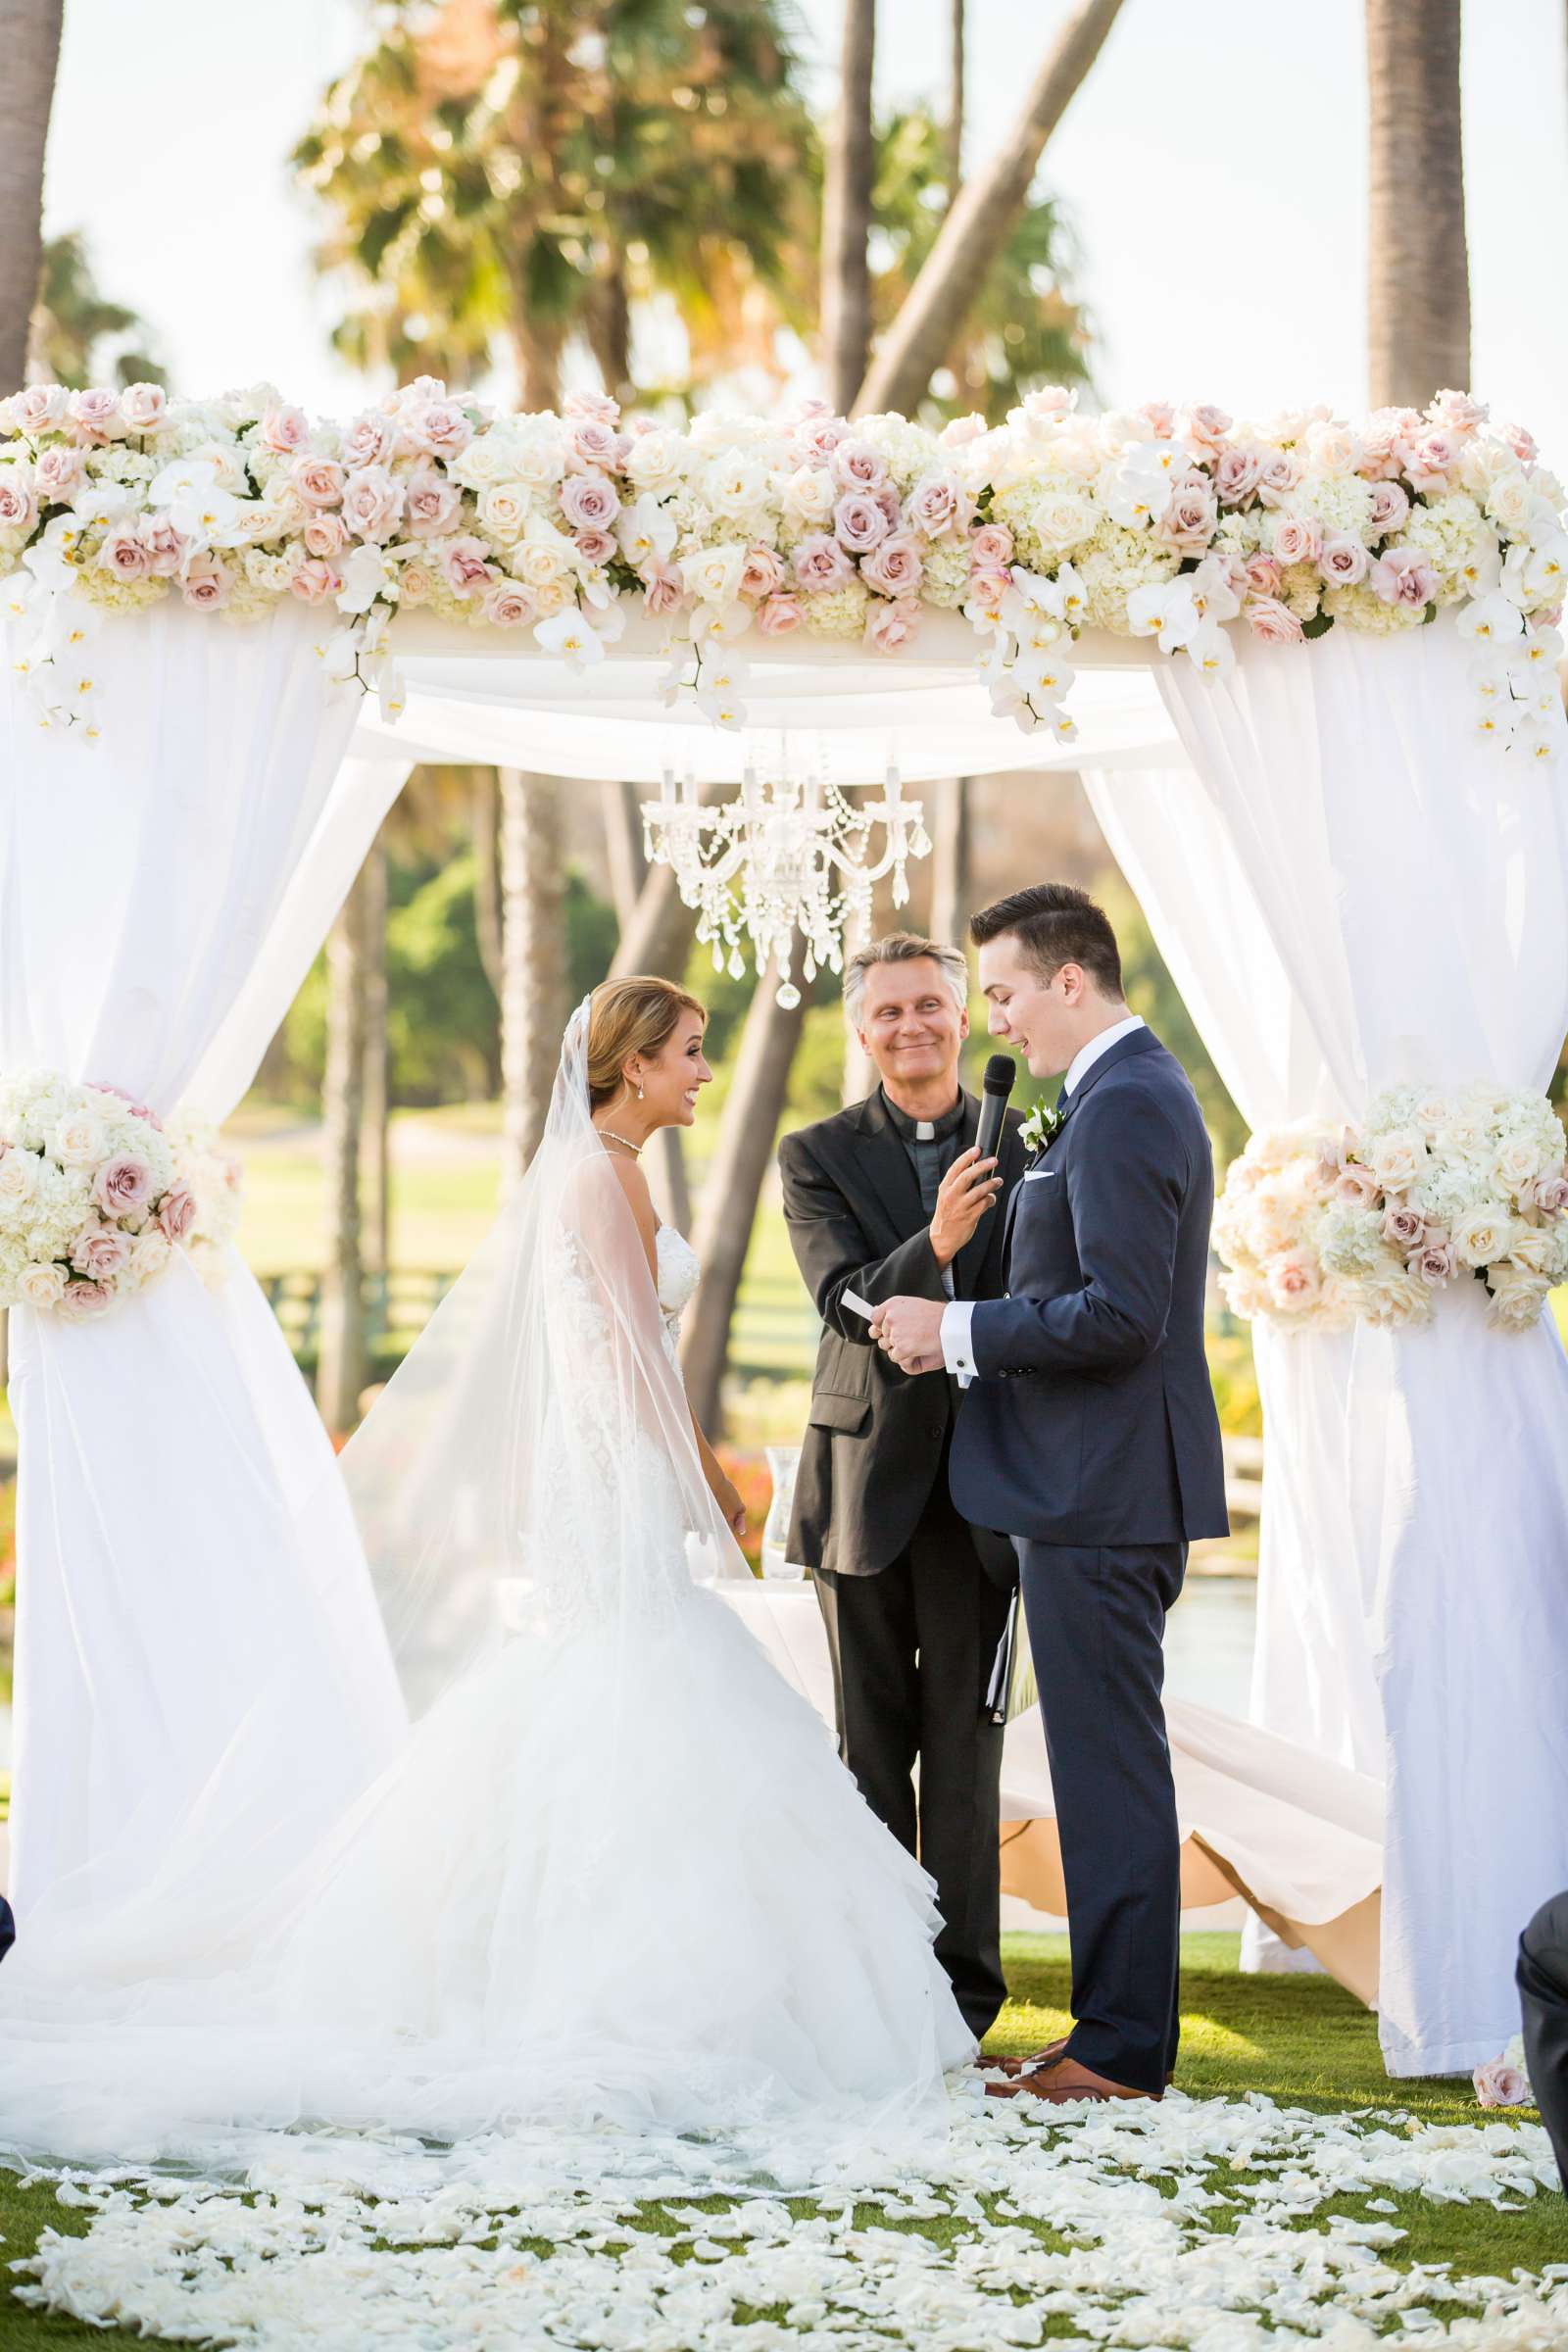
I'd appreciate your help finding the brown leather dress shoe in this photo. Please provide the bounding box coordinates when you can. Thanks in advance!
[985,2055,1162,2104]
[984,2039,1175,2089]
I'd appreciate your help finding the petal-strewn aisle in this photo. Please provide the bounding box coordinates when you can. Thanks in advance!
[10,2086,1564,2350]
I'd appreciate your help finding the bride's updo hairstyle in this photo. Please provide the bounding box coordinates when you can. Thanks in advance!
[586,975,707,1110]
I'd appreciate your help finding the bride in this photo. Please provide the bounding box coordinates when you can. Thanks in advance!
[0,978,974,2180]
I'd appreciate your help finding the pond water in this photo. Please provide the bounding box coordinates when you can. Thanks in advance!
[0,1578,1258,1782]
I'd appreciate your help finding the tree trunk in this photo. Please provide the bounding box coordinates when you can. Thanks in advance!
[680,963,809,1433]
[1365,0,1470,409]
[360,833,391,1281]
[317,859,373,1435]
[471,767,504,1000]
[855,0,1125,416]
[928,774,972,945]
[500,766,566,1191]
[600,778,648,927]
[610,836,705,982]
[819,0,878,413]
[840,896,875,1106]
[599,778,691,1227]
[947,0,965,209]
[0,0,64,397]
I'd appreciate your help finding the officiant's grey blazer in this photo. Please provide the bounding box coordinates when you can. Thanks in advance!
[950,1027,1228,1546]
[780,1086,1025,1581]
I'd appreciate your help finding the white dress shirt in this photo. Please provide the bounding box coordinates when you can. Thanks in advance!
[938,1015,1146,1380]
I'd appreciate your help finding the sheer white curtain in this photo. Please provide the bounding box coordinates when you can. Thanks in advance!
[1088,613,1568,2075]
[0,602,407,1927]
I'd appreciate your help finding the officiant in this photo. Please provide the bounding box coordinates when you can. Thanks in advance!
[779,931,1026,2039]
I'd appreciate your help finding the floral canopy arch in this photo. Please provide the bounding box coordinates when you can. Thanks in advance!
[2,374,1567,2084]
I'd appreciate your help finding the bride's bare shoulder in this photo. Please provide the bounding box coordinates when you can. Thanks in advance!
[597,1146,659,1270]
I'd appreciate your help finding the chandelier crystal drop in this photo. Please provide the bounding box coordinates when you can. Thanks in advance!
[641,756,931,1006]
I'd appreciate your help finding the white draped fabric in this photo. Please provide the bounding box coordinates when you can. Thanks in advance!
[1087,614,1568,2075]
[0,601,406,1925]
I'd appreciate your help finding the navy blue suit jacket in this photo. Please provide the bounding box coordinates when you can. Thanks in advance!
[949,1027,1228,1547]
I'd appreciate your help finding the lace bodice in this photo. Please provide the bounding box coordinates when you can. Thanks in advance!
[656,1223,701,1356]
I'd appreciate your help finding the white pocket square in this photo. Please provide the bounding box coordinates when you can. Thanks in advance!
[1022,1167,1057,1183]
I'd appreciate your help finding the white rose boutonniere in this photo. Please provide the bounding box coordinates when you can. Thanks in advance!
[1019,1101,1065,1155]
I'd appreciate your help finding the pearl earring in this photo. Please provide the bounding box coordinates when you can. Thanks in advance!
[636,1084,645,1101]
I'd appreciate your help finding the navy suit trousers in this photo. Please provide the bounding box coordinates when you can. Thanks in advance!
[1018,1536,1186,2094]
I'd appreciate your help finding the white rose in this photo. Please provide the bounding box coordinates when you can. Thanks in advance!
[0,1151,37,1204]
[1451,1203,1515,1268]
[17,1259,67,1309]
[130,1230,172,1285]
[1487,1266,1547,1330]
[1492,1136,1546,1199]
[1364,1127,1425,1191]
[53,1111,108,1169]
[475,483,533,547]
[703,453,767,517]
[680,542,749,607]
[624,431,685,494]
[1505,1227,1557,1278]
[779,466,836,528]
[511,518,574,589]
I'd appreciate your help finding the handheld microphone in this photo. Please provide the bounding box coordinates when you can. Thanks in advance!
[975,1053,1017,1164]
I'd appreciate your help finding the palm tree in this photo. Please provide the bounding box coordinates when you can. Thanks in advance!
[856,0,1124,416]
[947,0,964,210]
[499,768,566,1188]
[0,0,63,395]
[1365,0,1469,408]
[360,834,391,1284]
[928,775,972,944]
[317,861,374,1434]
[819,0,877,411]
[293,0,812,409]
[26,231,167,390]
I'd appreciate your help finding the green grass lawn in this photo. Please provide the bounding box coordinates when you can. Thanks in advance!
[0,1934,1555,2348]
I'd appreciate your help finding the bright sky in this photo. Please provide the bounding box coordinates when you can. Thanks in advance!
[38,0,1568,451]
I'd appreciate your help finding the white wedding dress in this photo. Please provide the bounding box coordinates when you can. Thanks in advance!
[0,1011,973,2189]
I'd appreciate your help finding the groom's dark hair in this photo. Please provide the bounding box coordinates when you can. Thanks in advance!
[969,883,1124,1000]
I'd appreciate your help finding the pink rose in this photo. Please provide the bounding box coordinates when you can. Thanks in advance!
[34,445,85,502]
[10,383,69,435]
[863,596,922,654]
[1335,1163,1381,1208]
[755,591,804,637]
[1268,1251,1321,1309]
[642,560,685,617]
[1158,473,1217,551]
[738,545,786,600]
[1271,514,1322,566]
[403,400,472,462]
[93,1157,155,1217]
[1182,402,1233,453]
[560,470,620,531]
[1246,595,1303,645]
[793,533,855,591]
[303,510,350,560]
[1369,545,1439,608]
[341,411,398,469]
[1243,551,1283,598]
[259,403,311,456]
[157,1185,198,1245]
[1474,2056,1530,2109]
[1383,1203,1425,1250]
[61,1280,113,1317]
[70,1225,130,1281]
[564,390,620,425]
[442,535,498,596]
[340,465,405,543]
[966,564,1012,612]
[1500,421,1539,466]
[1405,429,1460,490]
[480,580,537,628]
[403,465,463,538]
[1533,1171,1568,1214]
[833,491,890,553]
[795,416,851,466]
[0,466,38,532]
[1359,407,1422,479]
[1214,447,1263,506]
[1429,389,1487,436]
[572,527,616,565]
[1416,1243,1455,1285]
[289,557,341,605]
[872,479,903,529]
[860,529,924,598]
[182,559,231,610]
[68,387,125,444]
[290,454,346,510]
[1318,535,1370,586]
[1021,386,1075,423]
[1255,452,1303,508]
[120,382,168,433]
[830,437,889,493]
[88,1082,160,1125]
[98,524,149,581]
[905,473,971,540]
[1368,479,1410,535]
[970,523,1013,568]
[567,416,623,470]
[1140,401,1178,438]
[141,516,190,577]
[940,413,987,448]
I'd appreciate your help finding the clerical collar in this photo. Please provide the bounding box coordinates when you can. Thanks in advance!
[880,1086,966,1145]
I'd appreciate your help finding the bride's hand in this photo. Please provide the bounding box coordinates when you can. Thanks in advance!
[712,1473,747,1538]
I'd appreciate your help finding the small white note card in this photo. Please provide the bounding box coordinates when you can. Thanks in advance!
[842,1289,877,1320]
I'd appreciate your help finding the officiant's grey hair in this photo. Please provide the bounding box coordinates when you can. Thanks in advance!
[843,931,970,1031]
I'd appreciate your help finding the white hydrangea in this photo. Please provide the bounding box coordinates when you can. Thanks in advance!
[801,579,871,638]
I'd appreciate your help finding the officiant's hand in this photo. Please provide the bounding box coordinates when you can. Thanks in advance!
[869,1295,947,1376]
[929,1147,1003,1269]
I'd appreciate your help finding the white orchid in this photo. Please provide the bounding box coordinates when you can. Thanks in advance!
[146,457,239,544]
[534,606,606,668]
[335,543,397,616]
[616,494,676,568]
[1104,441,1182,530]
[1457,589,1527,646]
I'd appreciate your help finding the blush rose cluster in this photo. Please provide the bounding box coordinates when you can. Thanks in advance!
[1214,1083,1568,1336]
[0,1074,241,1318]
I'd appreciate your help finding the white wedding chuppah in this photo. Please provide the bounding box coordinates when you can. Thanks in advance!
[2,574,1565,2083]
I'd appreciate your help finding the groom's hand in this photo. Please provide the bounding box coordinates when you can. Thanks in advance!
[870,1295,947,1376]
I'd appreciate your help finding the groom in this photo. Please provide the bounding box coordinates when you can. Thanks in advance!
[871,884,1228,2102]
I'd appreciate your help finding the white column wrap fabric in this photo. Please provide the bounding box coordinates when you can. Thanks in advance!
[0,602,405,1927]
[1088,614,1568,2075]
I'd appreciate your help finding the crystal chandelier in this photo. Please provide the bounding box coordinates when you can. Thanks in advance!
[641,755,931,1005]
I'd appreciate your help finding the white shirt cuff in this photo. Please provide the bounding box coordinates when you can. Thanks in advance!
[941,1298,977,1385]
